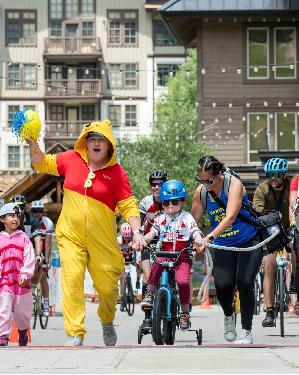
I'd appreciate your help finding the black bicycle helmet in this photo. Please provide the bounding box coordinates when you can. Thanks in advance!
[10,194,26,205]
[149,170,168,183]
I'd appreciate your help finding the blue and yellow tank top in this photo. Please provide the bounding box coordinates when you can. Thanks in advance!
[206,187,257,247]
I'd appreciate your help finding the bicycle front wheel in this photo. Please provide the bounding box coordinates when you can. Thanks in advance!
[152,289,167,345]
[124,277,135,316]
[165,299,178,345]
[40,306,49,329]
[277,267,285,337]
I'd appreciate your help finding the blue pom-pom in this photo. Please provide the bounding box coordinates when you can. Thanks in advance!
[11,110,28,137]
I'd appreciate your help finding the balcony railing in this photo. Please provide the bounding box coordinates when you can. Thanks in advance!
[44,37,101,55]
[45,79,100,97]
[45,121,88,137]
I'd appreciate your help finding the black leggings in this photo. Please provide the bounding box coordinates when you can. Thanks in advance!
[211,234,263,331]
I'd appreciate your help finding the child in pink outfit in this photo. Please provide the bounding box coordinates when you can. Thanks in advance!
[0,203,35,347]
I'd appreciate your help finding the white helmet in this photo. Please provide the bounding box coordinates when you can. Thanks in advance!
[31,200,44,209]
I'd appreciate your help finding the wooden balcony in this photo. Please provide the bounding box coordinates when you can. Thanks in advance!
[45,79,101,97]
[45,121,87,138]
[44,37,101,55]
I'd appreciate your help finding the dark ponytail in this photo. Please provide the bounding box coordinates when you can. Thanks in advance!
[197,155,225,175]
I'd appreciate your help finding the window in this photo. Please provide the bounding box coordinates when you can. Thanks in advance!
[276,112,296,150]
[82,105,95,121]
[109,105,121,127]
[157,64,179,86]
[23,146,31,168]
[246,26,297,80]
[248,113,269,162]
[50,0,63,19]
[275,28,296,79]
[24,65,36,88]
[66,0,79,18]
[50,22,62,37]
[125,105,137,127]
[49,65,63,80]
[108,63,137,88]
[108,10,137,46]
[81,0,94,16]
[50,105,64,120]
[82,22,93,37]
[7,64,37,89]
[8,146,20,168]
[108,64,122,88]
[8,64,20,87]
[6,10,36,45]
[247,28,269,79]
[124,64,137,87]
[153,20,177,46]
[8,105,36,127]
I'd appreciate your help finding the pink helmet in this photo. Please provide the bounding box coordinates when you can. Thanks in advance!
[120,223,132,238]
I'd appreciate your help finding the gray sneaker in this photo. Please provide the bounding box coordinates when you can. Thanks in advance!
[224,314,237,342]
[64,335,83,346]
[235,329,253,344]
[102,323,117,346]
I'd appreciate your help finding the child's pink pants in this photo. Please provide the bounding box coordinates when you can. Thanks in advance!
[0,292,33,336]
[148,259,191,305]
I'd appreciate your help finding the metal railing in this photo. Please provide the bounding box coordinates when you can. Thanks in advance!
[44,37,101,54]
[45,121,87,137]
[45,79,101,96]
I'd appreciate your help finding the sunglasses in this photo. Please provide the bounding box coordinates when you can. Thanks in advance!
[150,181,164,188]
[84,171,96,189]
[266,172,283,179]
[195,176,216,185]
[162,199,182,207]
[31,209,43,214]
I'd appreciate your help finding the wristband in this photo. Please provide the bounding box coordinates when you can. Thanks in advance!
[133,229,140,235]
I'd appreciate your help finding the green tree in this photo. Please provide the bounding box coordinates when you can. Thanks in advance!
[118,49,209,208]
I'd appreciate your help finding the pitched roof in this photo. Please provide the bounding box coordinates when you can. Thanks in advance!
[159,0,299,13]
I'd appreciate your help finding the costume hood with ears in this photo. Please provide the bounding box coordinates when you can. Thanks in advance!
[74,119,116,167]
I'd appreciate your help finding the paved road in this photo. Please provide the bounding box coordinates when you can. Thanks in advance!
[1,301,299,373]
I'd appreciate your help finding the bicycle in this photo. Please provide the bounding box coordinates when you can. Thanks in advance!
[122,263,135,316]
[254,268,263,315]
[32,282,49,329]
[32,262,49,330]
[274,250,290,337]
[137,245,202,346]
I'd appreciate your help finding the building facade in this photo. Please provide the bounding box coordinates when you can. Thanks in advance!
[0,0,186,175]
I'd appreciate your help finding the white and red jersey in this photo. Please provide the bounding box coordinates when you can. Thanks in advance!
[151,211,202,260]
[139,195,163,234]
[117,235,133,263]
[40,216,54,252]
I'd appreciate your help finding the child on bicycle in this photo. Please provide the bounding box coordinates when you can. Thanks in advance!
[0,203,35,347]
[117,222,134,311]
[140,180,203,330]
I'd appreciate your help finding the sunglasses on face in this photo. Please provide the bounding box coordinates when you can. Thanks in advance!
[195,176,216,185]
[31,209,43,214]
[150,181,164,188]
[84,171,96,189]
[266,172,283,179]
[162,199,182,207]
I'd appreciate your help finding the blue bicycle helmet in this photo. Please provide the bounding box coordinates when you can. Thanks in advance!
[160,180,187,201]
[264,158,288,174]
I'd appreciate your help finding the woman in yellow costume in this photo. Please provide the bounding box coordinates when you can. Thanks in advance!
[26,119,145,346]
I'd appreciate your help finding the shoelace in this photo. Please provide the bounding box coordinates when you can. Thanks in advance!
[180,313,189,324]
[103,326,115,337]
[68,336,81,345]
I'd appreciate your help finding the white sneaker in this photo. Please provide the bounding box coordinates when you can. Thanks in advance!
[102,323,117,346]
[64,335,83,346]
[235,329,253,344]
[224,315,237,342]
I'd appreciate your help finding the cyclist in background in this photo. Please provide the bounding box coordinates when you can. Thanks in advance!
[30,200,54,317]
[252,158,291,328]
[10,195,43,300]
[117,222,134,312]
[140,180,203,330]
[138,170,168,329]
[289,173,299,312]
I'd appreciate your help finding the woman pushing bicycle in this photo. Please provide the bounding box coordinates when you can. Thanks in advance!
[191,155,263,344]
[137,180,203,331]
